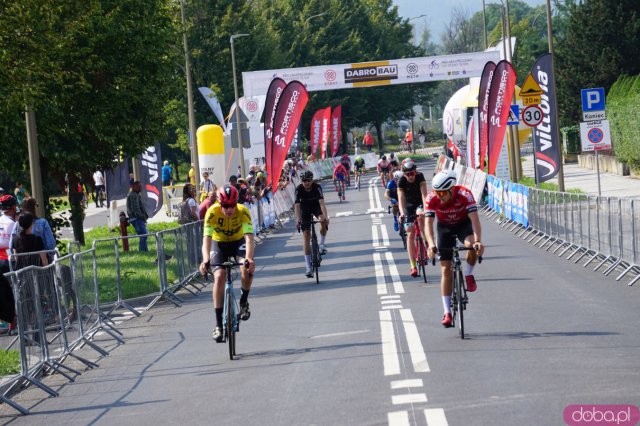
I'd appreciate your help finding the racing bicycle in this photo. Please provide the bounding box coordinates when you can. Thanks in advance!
[298,218,325,284]
[444,246,482,339]
[210,260,248,360]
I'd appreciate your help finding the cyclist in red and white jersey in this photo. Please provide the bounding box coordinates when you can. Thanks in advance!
[424,169,484,328]
[377,155,391,183]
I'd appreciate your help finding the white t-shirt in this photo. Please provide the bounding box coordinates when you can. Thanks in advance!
[93,171,104,186]
[200,179,215,193]
[0,214,16,260]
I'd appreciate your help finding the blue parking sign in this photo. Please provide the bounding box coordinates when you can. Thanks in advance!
[581,88,605,112]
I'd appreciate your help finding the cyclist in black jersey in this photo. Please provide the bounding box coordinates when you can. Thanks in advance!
[397,161,429,277]
[294,170,330,278]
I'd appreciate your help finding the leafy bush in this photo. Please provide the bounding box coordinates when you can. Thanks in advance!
[608,75,640,171]
[561,125,581,154]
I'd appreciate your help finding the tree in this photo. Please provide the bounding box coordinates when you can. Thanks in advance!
[556,0,640,126]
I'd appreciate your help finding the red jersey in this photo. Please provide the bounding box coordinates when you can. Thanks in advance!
[333,163,347,179]
[424,186,477,224]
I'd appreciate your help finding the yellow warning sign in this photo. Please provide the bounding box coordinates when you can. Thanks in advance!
[519,74,543,97]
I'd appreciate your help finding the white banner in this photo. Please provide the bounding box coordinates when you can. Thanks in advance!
[242,51,501,97]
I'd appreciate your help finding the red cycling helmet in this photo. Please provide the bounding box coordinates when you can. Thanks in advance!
[217,184,239,205]
[342,154,349,159]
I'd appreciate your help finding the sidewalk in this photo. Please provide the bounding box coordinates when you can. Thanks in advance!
[521,154,640,199]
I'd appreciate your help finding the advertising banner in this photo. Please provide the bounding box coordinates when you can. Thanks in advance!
[137,144,163,217]
[263,78,287,186]
[106,160,130,204]
[330,105,342,157]
[243,51,500,97]
[487,60,517,176]
[478,61,496,170]
[531,53,562,183]
[320,106,331,159]
[270,81,309,188]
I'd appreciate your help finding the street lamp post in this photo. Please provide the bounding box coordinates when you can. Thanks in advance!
[231,33,250,179]
[180,0,199,180]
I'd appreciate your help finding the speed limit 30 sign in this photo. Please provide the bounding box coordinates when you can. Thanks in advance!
[522,105,544,127]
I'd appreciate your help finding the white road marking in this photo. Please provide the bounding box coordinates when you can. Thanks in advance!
[385,252,405,294]
[392,393,428,405]
[310,330,370,339]
[390,379,424,390]
[372,225,380,248]
[424,408,449,426]
[379,310,400,376]
[380,223,390,247]
[374,252,387,295]
[381,299,401,305]
[400,309,430,373]
[382,305,403,310]
[368,185,375,211]
[380,295,401,300]
[335,211,353,217]
[388,411,410,426]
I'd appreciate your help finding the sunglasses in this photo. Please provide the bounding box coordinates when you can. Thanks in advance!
[220,203,237,209]
[404,171,416,177]
[302,179,312,183]
[435,190,449,196]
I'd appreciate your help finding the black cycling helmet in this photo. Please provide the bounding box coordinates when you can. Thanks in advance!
[302,170,314,180]
[381,155,387,161]
[402,160,417,172]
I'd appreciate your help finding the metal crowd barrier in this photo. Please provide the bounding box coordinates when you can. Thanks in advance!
[469,161,640,287]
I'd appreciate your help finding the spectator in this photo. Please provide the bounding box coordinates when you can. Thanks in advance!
[12,213,48,269]
[199,171,215,202]
[188,163,196,186]
[179,183,199,224]
[10,197,56,254]
[0,195,17,324]
[198,191,216,220]
[93,168,105,207]
[161,160,172,187]
[230,175,250,205]
[14,182,29,207]
[126,181,149,252]
[364,130,375,152]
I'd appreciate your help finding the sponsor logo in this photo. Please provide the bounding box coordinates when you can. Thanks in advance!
[533,66,557,177]
[265,87,284,139]
[563,405,639,426]
[140,146,160,210]
[324,69,336,81]
[406,63,418,74]
[428,60,439,70]
[274,90,301,147]
[344,64,398,83]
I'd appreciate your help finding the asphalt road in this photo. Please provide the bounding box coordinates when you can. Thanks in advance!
[3,159,639,425]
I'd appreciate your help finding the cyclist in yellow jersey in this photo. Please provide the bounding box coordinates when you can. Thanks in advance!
[200,185,255,342]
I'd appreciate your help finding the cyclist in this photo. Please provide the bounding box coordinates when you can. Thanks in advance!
[397,161,429,277]
[404,129,413,152]
[353,155,366,189]
[385,171,403,232]
[388,152,399,172]
[333,162,348,201]
[199,185,256,342]
[424,169,484,328]
[295,170,330,278]
[377,155,391,185]
[339,154,352,187]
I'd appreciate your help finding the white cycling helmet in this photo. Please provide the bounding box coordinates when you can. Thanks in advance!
[432,169,457,191]
[393,171,403,180]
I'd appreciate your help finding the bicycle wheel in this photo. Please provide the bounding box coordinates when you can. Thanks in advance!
[456,270,465,339]
[312,234,320,284]
[226,288,235,360]
[418,239,428,283]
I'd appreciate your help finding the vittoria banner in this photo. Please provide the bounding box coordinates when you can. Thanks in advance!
[531,53,561,183]
[242,51,500,97]
[270,81,309,188]
[263,78,287,186]
[137,144,163,217]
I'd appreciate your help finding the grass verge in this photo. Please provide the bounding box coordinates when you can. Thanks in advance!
[0,350,21,376]
[519,177,584,194]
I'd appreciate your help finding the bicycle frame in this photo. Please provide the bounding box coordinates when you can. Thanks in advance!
[300,218,324,284]
[211,260,243,359]
[412,215,429,282]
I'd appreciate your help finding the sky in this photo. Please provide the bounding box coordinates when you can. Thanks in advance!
[392,0,547,44]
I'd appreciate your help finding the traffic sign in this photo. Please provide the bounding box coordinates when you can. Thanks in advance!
[522,105,544,127]
[508,105,520,125]
[581,87,605,112]
[519,74,543,96]
[580,120,611,151]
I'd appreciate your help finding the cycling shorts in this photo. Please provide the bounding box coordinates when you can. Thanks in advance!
[300,209,323,231]
[379,166,390,173]
[210,239,246,272]
[402,203,420,229]
[335,173,345,181]
[390,160,398,168]
[436,217,473,261]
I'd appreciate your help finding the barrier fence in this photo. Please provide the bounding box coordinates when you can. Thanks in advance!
[438,156,640,287]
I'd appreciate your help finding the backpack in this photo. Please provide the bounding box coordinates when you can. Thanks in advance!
[177,200,192,224]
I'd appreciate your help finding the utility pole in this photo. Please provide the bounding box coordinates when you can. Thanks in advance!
[25,108,45,218]
[180,0,199,178]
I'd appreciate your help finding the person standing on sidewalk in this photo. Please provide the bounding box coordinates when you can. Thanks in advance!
[126,181,149,252]
[363,130,375,152]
